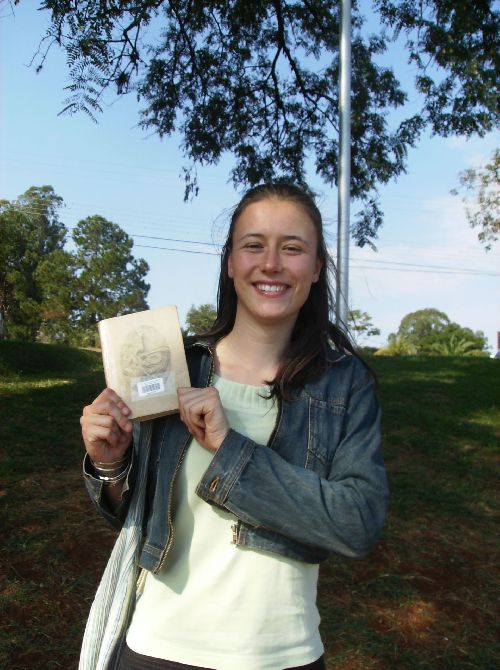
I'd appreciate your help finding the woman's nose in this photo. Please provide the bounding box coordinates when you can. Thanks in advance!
[261,248,282,272]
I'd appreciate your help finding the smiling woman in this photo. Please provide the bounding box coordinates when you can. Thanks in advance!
[79,183,389,670]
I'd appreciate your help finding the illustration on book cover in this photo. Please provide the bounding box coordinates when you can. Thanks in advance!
[120,325,176,401]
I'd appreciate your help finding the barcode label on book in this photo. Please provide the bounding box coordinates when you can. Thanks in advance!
[137,378,165,397]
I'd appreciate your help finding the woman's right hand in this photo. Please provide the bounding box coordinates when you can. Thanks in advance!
[80,388,133,464]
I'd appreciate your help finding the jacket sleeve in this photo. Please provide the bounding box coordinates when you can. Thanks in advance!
[82,422,141,530]
[195,372,389,558]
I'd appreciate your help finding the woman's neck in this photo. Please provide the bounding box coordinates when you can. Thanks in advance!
[214,316,293,386]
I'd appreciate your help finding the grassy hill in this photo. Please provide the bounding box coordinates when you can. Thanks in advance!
[1,341,498,669]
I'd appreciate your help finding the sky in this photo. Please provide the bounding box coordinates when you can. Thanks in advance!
[1,3,499,350]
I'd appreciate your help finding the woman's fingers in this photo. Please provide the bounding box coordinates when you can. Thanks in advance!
[177,387,230,452]
[83,389,132,432]
[81,388,133,461]
[81,413,128,447]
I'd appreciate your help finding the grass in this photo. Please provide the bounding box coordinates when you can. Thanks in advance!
[1,342,499,669]
[319,356,499,670]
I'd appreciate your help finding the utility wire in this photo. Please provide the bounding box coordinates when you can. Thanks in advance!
[4,203,499,276]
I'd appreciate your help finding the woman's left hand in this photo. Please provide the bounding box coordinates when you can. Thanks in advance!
[177,387,230,452]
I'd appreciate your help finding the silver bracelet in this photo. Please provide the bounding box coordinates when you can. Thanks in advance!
[95,466,129,487]
[91,451,131,483]
[93,463,127,473]
[92,455,130,467]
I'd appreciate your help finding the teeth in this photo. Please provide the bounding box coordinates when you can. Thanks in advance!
[256,283,287,293]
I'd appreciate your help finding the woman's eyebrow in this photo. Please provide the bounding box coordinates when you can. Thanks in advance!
[239,233,310,246]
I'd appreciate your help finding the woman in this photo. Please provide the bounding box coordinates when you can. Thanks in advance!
[80,183,388,670]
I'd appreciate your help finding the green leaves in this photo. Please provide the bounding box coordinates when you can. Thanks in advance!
[71,216,150,346]
[185,303,217,335]
[0,186,67,341]
[375,0,499,137]
[453,148,499,251]
[0,189,150,345]
[347,309,380,344]
[384,308,489,356]
[27,1,500,245]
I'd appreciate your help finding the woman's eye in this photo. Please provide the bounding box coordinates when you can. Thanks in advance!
[244,243,262,250]
[283,246,303,253]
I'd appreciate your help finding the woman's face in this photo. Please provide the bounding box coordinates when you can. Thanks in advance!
[228,198,322,330]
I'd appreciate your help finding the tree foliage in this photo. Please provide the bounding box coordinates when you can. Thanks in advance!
[35,248,78,343]
[24,0,499,246]
[185,303,217,336]
[0,186,66,340]
[428,333,487,357]
[386,308,488,355]
[72,216,150,345]
[453,148,499,251]
[0,189,150,343]
[348,309,380,344]
[396,307,450,343]
[374,334,417,356]
[374,1,498,137]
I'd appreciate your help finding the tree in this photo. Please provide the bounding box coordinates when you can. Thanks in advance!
[428,333,487,357]
[0,188,151,344]
[452,148,499,251]
[72,215,150,346]
[185,303,217,336]
[22,1,499,246]
[348,309,380,344]
[396,308,450,345]
[427,323,488,356]
[390,308,488,355]
[34,248,78,343]
[0,201,21,339]
[0,186,67,340]
[374,334,417,356]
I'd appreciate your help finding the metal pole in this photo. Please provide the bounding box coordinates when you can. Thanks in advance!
[336,0,351,331]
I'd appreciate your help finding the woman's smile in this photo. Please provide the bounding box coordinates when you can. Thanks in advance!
[253,281,290,295]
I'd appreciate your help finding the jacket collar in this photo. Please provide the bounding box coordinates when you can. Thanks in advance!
[187,335,347,364]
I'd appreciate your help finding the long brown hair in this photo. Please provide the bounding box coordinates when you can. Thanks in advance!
[196,183,359,398]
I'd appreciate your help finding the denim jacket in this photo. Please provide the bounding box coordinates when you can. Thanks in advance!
[84,340,388,572]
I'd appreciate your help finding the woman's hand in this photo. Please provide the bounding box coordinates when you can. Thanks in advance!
[177,387,230,453]
[80,388,133,463]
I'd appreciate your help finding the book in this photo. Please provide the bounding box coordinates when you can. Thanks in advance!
[98,306,191,421]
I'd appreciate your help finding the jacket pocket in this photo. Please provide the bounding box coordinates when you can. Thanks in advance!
[305,396,346,477]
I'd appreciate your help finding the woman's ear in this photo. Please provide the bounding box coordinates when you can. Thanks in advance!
[312,258,323,283]
[227,252,234,279]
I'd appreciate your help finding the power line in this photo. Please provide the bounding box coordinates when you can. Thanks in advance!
[3,203,499,276]
[135,244,219,256]
[349,256,500,276]
[350,264,499,277]
[134,234,217,247]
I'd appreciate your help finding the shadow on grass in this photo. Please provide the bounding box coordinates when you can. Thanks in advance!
[1,346,499,669]
[0,340,105,479]
[0,340,103,378]
[375,356,498,522]
[0,342,112,669]
[317,356,499,669]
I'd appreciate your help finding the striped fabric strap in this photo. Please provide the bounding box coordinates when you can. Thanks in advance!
[79,420,153,670]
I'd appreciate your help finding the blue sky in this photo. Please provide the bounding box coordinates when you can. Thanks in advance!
[1,3,499,350]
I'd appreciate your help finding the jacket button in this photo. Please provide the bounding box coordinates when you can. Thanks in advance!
[209,476,220,493]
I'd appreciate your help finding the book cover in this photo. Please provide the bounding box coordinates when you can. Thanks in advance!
[98,306,191,421]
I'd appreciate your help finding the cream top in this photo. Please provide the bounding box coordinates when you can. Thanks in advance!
[126,374,323,669]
